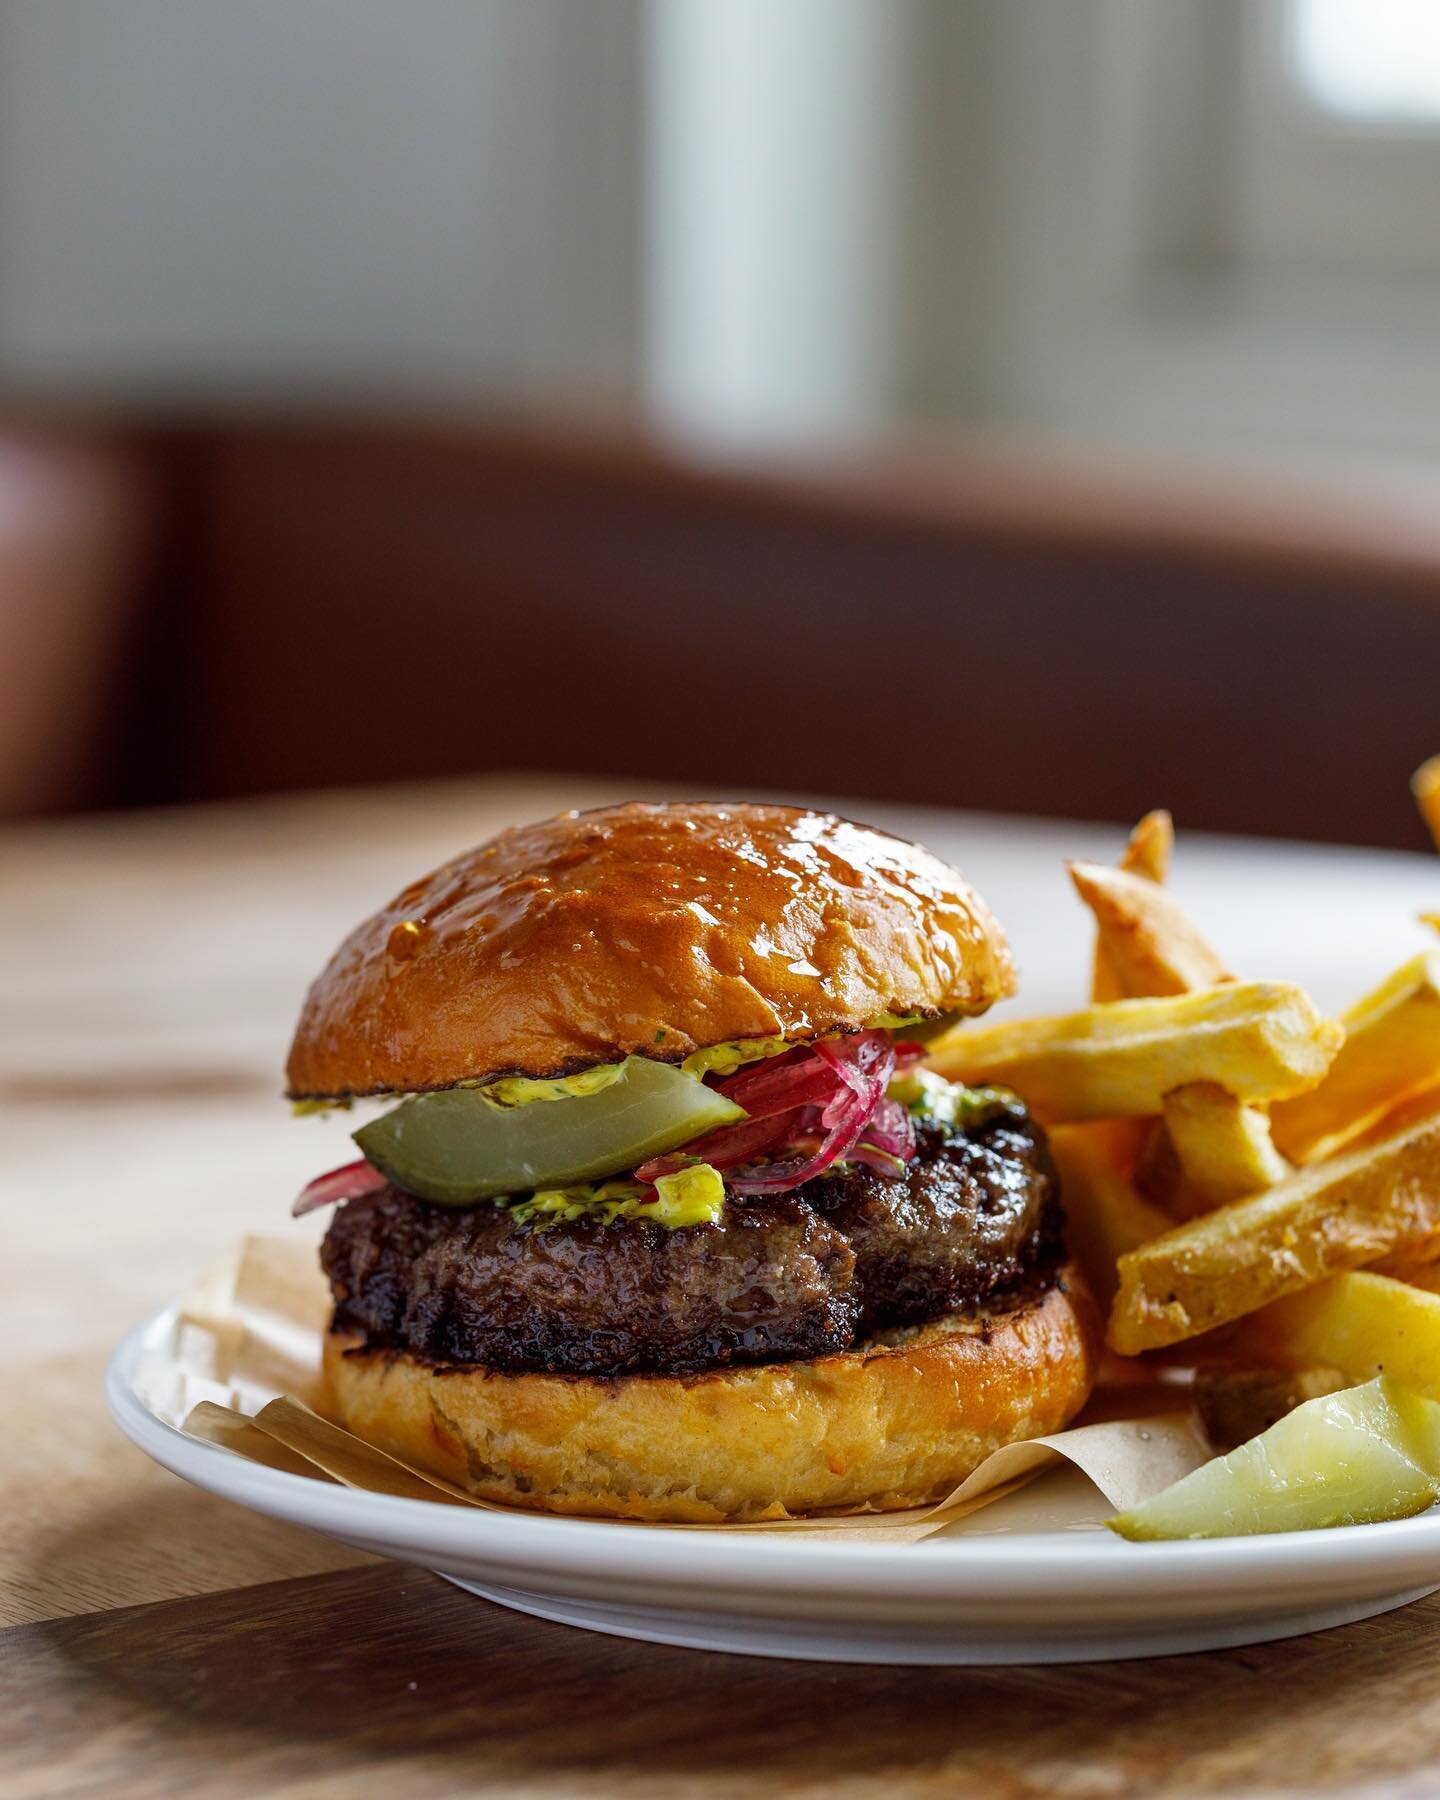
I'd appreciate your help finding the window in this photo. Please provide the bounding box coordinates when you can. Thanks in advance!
[952,1,1440,463]
[644,0,1440,460]
[1291,0,1440,125]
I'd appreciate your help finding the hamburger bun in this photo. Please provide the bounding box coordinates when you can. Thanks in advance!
[322,1266,1098,1523]
[287,801,1015,1100]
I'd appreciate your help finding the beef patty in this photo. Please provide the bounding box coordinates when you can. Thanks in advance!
[321,1109,1063,1378]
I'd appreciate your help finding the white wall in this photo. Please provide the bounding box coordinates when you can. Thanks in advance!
[0,0,641,406]
[5,0,1440,467]
[645,0,906,444]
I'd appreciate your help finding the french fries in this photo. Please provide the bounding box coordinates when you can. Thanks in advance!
[1078,816,1288,1210]
[1382,1257,1440,1295]
[1048,1124,1172,1304]
[1108,1103,1440,1354]
[930,982,1342,1124]
[1071,860,1230,1000]
[1240,1270,1440,1401]
[1414,755,1440,852]
[1121,808,1173,886]
[1089,813,1177,1157]
[1192,1365,1346,1451]
[1092,810,1173,1002]
[1269,951,1440,1164]
[964,769,1440,1462]
[1154,1081,1291,1217]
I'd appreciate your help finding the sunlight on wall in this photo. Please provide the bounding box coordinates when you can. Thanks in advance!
[1292,0,1440,121]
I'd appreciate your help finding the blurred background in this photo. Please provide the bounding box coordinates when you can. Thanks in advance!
[6,0,1440,844]
[18,0,1440,1650]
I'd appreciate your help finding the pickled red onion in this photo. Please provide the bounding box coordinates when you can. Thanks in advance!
[847,1142,910,1178]
[292,1157,387,1217]
[713,1044,852,1118]
[658,1029,907,1195]
[635,1108,801,1181]
[857,1096,917,1162]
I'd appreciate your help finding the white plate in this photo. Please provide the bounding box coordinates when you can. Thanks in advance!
[109,1304,1440,1664]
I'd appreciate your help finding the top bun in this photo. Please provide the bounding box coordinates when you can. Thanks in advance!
[286,802,1015,1099]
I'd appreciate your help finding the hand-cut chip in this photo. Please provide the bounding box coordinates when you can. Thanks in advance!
[930,982,1341,1125]
[1049,1124,1172,1304]
[1092,811,1174,1002]
[1121,809,1174,885]
[1137,1084,1289,1220]
[1079,828,1261,1212]
[1239,1269,1440,1399]
[1089,1114,1154,1180]
[1376,1252,1440,1293]
[1108,1103,1440,1354]
[1154,1081,1290,1217]
[1270,951,1440,1164]
[1357,1081,1440,1147]
[1071,861,1231,1001]
[1193,1364,1346,1451]
[1413,755,1440,853]
[1108,1377,1440,1539]
[1079,828,1263,1209]
[1134,1117,1184,1210]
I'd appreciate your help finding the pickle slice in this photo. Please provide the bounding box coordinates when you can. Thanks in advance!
[1109,1377,1440,1540]
[353,1057,745,1204]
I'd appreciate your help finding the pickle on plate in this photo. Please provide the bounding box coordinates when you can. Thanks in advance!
[353,1056,745,1204]
[1109,1377,1440,1540]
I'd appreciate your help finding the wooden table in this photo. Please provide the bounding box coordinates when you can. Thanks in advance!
[8,774,1440,1797]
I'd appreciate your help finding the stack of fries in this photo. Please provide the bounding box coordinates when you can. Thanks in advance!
[929,767,1440,1445]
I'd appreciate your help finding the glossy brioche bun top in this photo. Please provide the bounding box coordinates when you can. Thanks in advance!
[285,800,1016,1099]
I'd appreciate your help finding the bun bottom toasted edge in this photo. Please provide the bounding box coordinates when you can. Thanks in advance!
[322,1266,1100,1523]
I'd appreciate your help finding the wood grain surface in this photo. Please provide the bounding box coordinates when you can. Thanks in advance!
[11,1563,1440,1799]
[6,775,1440,1797]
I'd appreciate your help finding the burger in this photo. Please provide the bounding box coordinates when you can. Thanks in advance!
[287,801,1098,1522]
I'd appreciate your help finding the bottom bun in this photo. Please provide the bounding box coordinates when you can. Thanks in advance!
[323,1266,1099,1523]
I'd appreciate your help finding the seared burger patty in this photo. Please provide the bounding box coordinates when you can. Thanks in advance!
[322,1112,1062,1378]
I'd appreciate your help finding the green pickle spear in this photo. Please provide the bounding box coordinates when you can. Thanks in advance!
[353,1055,746,1205]
[1110,1377,1440,1541]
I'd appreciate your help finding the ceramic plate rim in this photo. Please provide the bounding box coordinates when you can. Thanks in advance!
[108,1302,1440,1606]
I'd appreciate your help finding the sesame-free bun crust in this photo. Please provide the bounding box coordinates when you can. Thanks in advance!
[322,1269,1097,1523]
[287,801,1015,1099]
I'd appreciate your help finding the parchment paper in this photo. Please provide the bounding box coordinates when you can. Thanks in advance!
[150,1235,1212,1542]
